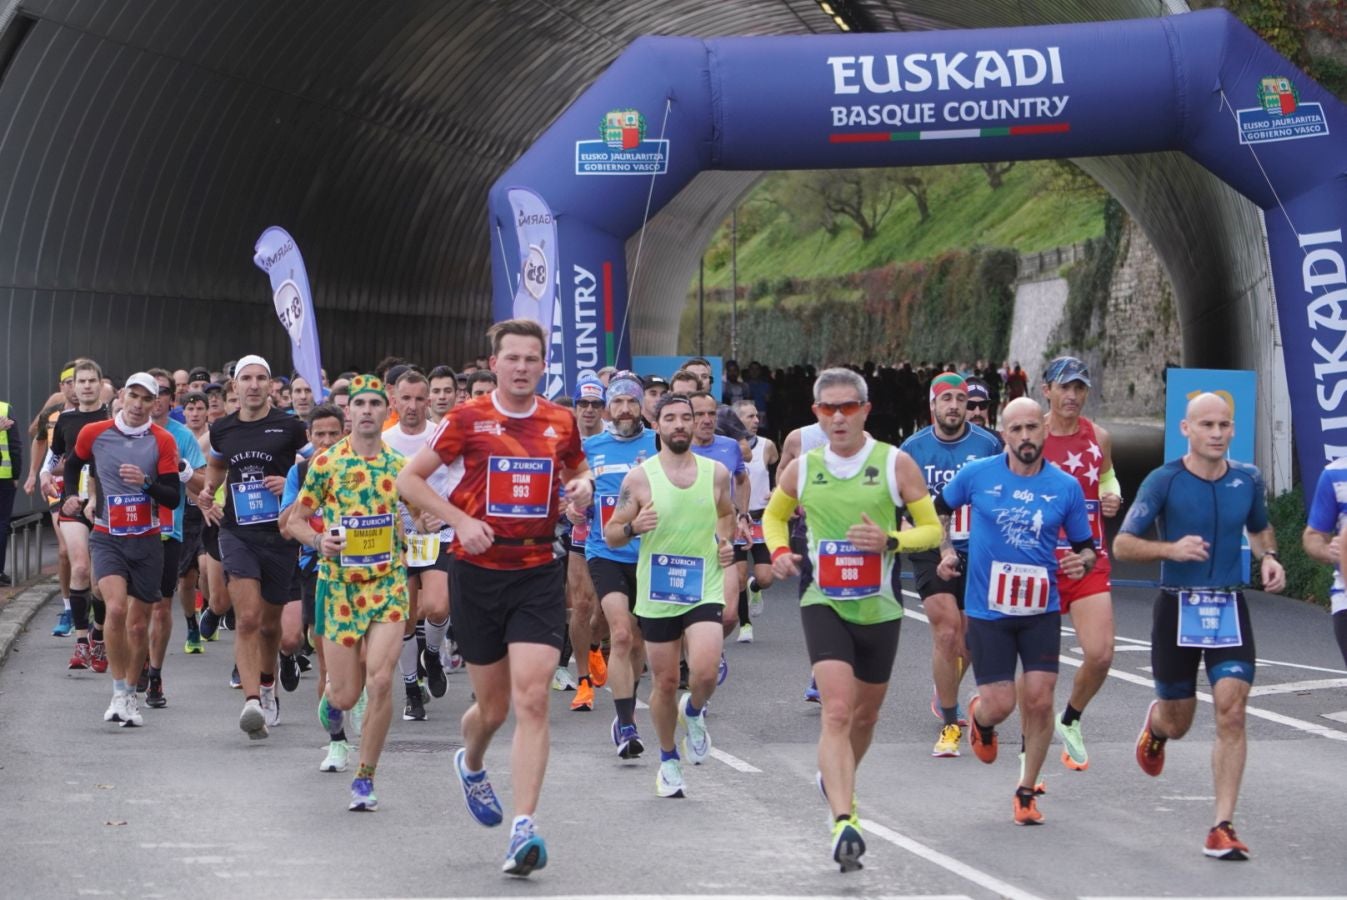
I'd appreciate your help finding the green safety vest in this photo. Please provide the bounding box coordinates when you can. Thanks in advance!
[0,401,11,479]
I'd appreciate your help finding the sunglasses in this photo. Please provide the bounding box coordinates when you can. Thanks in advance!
[576,400,604,409]
[966,401,990,410]
[816,401,864,416]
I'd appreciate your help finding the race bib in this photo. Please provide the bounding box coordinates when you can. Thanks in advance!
[107,493,154,536]
[988,562,1051,616]
[341,513,394,567]
[486,456,554,518]
[405,532,440,567]
[48,473,64,504]
[1177,590,1242,648]
[649,553,704,605]
[950,504,972,542]
[1057,499,1103,551]
[231,480,279,525]
[750,517,765,545]
[597,495,619,533]
[816,540,881,600]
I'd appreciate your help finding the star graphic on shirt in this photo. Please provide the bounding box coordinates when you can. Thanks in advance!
[1063,451,1084,472]
[1086,442,1102,462]
[1084,464,1099,485]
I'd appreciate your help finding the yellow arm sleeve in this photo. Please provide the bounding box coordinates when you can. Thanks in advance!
[893,494,942,553]
[1099,467,1122,499]
[763,486,796,558]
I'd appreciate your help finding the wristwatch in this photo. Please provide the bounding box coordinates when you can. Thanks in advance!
[1261,550,1280,561]
[623,522,635,538]
[885,535,899,553]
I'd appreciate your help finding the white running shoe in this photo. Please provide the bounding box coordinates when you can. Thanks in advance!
[678,691,712,764]
[260,684,280,726]
[656,758,685,798]
[240,698,268,740]
[551,666,578,691]
[320,740,350,773]
[736,624,754,643]
[748,588,764,618]
[103,693,125,723]
[120,692,143,727]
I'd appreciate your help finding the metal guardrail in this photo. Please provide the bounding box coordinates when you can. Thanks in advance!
[1016,240,1090,281]
[5,511,45,584]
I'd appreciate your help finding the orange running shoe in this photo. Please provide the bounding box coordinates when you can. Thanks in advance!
[967,695,997,764]
[1203,821,1249,860]
[588,648,608,688]
[1013,790,1044,825]
[1135,699,1167,777]
[571,676,594,712]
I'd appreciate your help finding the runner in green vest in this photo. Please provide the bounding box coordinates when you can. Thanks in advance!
[763,367,942,872]
[605,393,735,801]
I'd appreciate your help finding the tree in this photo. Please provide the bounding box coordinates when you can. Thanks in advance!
[803,170,899,241]
[978,160,1016,189]
[899,173,931,223]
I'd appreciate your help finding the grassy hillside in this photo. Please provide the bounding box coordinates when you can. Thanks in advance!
[693,161,1106,293]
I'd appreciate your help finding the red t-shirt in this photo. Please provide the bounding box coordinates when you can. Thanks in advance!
[429,392,584,569]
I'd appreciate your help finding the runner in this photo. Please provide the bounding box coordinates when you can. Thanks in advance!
[778,418,831,703]
[25,363,77,632]
[48,359,111,672]
[582,373,656,756]
[397,318,591,876]
[899,372,1001,757]
[287,375,408,811]
[1115,392,1283,860]
[1040,356,1120,771]
[1301,459,1347,666]
[61,373,180,728]
[290,374,317,420]
[641,374,669,425]
[935,396,1095,825]
[199,355,309,740]
[564,376,608,712]
[177,391,211,653]
[142,369,207,707]
[732,399,778,642]
[427,365,457,425]
[964,377,996,432]
[467,371,497,398]
[763,367,942,870]
[604,393,735,799]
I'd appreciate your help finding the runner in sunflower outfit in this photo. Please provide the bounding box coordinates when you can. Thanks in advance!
[287,374,408,812]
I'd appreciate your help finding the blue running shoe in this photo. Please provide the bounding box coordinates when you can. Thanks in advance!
[199,609,220,641]
[611,715,644,759]
[804,677,820,703]
[348,777,377,811]
[502,816,548,876]
[717,652,728,686]
[318,694,344,734]
[53,610,73,637]
[455,747,503,827]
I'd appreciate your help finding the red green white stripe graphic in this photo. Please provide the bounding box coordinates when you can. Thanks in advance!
[830,122,1070,143]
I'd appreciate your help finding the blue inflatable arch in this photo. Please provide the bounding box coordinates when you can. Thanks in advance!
[489,9,1347,490]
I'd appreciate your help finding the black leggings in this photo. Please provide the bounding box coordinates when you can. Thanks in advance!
[1335,611,1347,668]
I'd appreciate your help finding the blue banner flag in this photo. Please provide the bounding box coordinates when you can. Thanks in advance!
[253,227,324,399]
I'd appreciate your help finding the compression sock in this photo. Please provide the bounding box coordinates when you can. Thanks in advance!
[1061,704,1082,727]
[400,633,418,684]
[614,696,637,727]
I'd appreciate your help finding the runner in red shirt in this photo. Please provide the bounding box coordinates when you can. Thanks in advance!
[1040,356,1121,772]
[397,318,591,877]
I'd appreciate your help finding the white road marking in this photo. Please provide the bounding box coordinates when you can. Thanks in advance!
[1248,677,1347,697]
[861,819,1046,900]
[707,747,761,773]
[1321,710,1347,724]
[431,896,970,900]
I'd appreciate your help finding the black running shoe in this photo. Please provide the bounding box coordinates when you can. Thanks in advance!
[296,653,312,673]
[279,654,300,692]
[402,682,426,721]
[223,608,236,631]
[137,663,151,694]
[199,609,220,640]
[146,675,167,709]
[423,647,447,699]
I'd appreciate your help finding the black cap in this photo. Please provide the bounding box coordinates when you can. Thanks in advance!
[643,374,669,390]
[188,367,211,383]
[203,382,225,394]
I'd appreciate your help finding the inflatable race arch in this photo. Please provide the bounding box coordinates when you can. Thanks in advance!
[488,9,1347,490]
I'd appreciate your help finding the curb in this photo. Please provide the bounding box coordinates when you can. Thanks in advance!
[0,577,60,667]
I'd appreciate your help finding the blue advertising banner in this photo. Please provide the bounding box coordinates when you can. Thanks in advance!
[253,227,324,399]
[488,9,1347,499]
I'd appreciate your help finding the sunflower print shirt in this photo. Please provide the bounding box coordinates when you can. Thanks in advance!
[296,437,406,584]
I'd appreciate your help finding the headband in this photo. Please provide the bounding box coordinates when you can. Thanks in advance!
[60,367,76,383]
[235,354,271,378]
[348,374,387,402]
[929,372,967,404]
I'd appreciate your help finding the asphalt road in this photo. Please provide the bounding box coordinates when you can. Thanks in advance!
[2,559,1346,900]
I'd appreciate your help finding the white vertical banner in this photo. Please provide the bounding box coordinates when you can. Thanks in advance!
[507,188,561,395]
[253,226,324,398]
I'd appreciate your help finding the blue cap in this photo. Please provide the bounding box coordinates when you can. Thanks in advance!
[1043,356,1091,387]
[573,377,605,404]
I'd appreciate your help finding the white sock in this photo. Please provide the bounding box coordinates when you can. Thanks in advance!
[63,597,72,610]
[425,617,449,655]
[399,634,419,684]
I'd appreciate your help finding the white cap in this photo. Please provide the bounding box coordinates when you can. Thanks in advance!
[234,354,271,377]
[124,372,160,397]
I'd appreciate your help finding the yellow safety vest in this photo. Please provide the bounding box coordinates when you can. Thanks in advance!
[0,401,11,479]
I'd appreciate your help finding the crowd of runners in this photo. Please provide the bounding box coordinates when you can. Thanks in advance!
[8,320,1347,877]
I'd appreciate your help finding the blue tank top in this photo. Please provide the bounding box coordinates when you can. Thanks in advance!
[584,428,657,563]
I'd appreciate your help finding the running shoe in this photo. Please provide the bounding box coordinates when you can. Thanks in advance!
[1056,717,1089,771]
[183,630,203,655]
[932,723,962,758]
[136,663,150,694]
[736,623,754,643]
[678,691,711,764]
[1136,699,1167,777]
[320,740,349,773]
[239,698,268,740]
[804,677,820,703]
[228,665,241,689]
[611,716,644,759]
[656,758,685,798]
[296,652,312,673]
[89,640,108,674]
[423,647,447,698]
[570,677,594,712]
[103,693,125,723]
[1017,752,1047,795]
[318,694,344,734]
[349,777,377,812]
[454,747,504,827]
[929,686,967,726]
[502,816,547,876]
[145,675,166,709]
[69,641,92,670]
[198,608,220,640]
[53,609,73,637]
[831,816,866,872]
[967,695,997,764]
[588,647,608,688]
[260,684,280,726]
[551,666,577,691]
[1013,789,1043,825]
[403,682,426,721]
[279,654,300,692]
[120,692,144,728]
[717,652,728,686]
[223,608,236,631]
[1204,821,1250,860]
[748,585,764,618]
